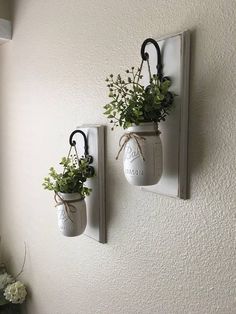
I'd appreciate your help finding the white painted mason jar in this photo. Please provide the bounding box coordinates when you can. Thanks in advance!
[123,123,163,186]
[56,193,87,237]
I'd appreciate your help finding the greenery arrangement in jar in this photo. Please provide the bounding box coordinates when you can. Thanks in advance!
[43,155,93,196]
[103,66,174,130]
[103,61,175,186]
[43,152,94,236]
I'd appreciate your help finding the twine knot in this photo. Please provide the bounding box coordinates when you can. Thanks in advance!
[115,132,146,161]
[54,193,84,222]
[115,126,161,161]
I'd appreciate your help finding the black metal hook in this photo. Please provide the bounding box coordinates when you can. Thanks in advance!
[69,129,93,164]
[140,38,163,78]
[69,130,89,155]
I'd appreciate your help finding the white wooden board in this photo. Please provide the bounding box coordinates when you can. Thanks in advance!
[74,125,106,243]
[0,18,11,44]
[141,30,190,199]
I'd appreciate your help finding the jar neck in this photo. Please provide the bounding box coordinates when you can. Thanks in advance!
[126,122,159,133]
[58,192,83,201]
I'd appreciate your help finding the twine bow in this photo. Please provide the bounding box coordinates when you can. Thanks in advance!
[115,132,146,161]
[54,193,84,222]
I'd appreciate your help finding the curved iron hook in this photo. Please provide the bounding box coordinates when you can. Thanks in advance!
[69,130,89,156]
[140,38,163,78]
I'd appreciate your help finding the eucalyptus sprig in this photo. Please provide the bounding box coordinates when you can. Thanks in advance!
[43,155,93,196]
[103,66,174,129]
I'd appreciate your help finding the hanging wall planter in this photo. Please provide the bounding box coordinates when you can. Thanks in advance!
[104,38,174,186]
[43,130,95,237]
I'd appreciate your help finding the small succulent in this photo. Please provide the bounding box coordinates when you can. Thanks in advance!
[104,66,174,129]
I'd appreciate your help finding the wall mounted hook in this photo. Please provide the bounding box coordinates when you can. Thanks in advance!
[69,130,88,153]
[141,38,163,78]
[69,130,93,164]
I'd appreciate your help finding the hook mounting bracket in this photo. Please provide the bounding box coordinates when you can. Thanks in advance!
[140,30,190,199]
[70,125,106,243]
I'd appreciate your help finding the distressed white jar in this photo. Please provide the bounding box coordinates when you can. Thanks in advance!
[123,123,163,186]
[56,193,87,237]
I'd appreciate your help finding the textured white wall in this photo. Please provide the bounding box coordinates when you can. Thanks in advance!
[0,1,236,313]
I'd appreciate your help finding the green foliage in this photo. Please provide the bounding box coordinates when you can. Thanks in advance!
[103,67,174,129]
[0,291,9,306]
[43,155,93,196]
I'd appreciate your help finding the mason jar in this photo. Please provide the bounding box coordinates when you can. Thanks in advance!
[56,193,87,237]
[123,123,163,186]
